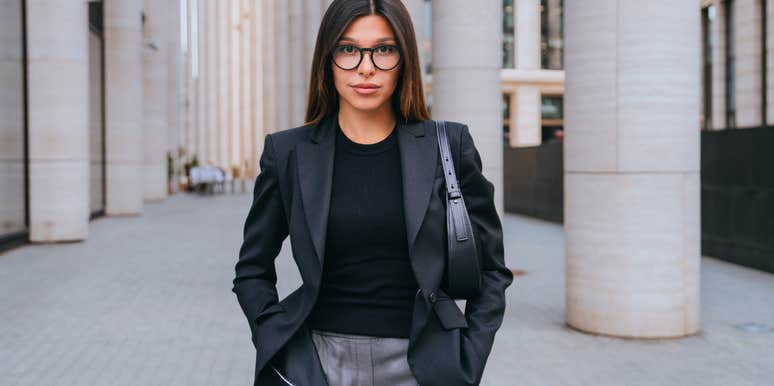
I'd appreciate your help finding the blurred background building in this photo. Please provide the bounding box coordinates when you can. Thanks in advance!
[0,0,770,338]
[698,0,773,274]
[1,0,183,248]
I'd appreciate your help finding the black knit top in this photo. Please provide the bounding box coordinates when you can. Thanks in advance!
[306,121,419,338]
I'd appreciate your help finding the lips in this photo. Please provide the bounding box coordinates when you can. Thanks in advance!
[351,84,380,95]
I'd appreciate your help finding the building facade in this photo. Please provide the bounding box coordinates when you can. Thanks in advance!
[700,0,774,273]
[8,0,746,340]
[180,0,508,213]
[0,0,184,251]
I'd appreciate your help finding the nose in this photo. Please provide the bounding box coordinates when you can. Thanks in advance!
[358,51,375,76]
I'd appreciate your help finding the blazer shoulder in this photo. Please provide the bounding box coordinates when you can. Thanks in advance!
[433,120,468,139]
[421,119,467,138]
[434,120,470,150]
[267,122,316,158]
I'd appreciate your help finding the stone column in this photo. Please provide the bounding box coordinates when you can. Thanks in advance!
[564,0,701,338]
[229,0,239,171]
[248,0,264,179]
[142,0,169,201]
[206,0,218,165]
[403,0,427,78]
[189,0,205,165]
[509,0,541,148]
[711,0,727,130]
[167,0,182,193]
[289,0,305,128]
[509,87,541,147]
[217,0,229,168]
[197,0,209,165]
[26,0,89,241]
[182,0,196,164]
[546,0,563,69]
[431,0,504,216]
[104,0,144,215]
[305,0,326,123]
[733,0,762,127]
[240,0,251,178]
[275,0,290,132]
[261,0,276,139]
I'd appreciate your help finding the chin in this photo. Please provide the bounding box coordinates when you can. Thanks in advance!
[345,97,389,112]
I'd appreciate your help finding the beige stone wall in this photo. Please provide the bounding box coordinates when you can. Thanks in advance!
[105,0,144,215]
[565,0,701,338]
[26,0,90,241]
[142,0,169,201]
[432,0,504,216]
[13,0,180,243]
[180,0,332,180]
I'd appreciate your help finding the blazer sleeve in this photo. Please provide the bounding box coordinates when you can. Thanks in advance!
[231,133,289,345]
[457,124,515,383]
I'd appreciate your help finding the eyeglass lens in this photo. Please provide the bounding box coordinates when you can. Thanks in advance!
[333,45,400,70]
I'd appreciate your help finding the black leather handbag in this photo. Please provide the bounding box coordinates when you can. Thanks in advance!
[434,120,481,299]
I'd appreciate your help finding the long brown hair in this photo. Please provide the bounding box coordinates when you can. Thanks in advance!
[304,0,430,125]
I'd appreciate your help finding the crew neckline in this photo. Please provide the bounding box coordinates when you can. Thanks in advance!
[336,121,397,155]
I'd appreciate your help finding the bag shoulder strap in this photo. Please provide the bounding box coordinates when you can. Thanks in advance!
[435,120,463,201]
[434,119,481,299]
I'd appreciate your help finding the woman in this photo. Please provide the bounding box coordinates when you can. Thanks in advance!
[232,1,513,385]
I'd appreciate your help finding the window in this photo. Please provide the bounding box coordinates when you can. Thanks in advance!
[702,5,715,131]
[540,0,564,70]
[725,0,736,128]
[541,95,563,142]
[503,0,515,69]
[503,93,511,141]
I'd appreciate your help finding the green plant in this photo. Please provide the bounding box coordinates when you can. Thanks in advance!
[167,151,174,182]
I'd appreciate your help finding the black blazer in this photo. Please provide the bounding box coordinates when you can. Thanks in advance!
[232,113,514,386]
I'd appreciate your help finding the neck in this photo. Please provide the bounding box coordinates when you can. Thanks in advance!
[337,102,397,144]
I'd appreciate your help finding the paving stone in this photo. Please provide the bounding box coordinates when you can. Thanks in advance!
[0,193,771,385]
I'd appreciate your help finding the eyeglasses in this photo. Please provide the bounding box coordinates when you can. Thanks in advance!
[331,44,401,71]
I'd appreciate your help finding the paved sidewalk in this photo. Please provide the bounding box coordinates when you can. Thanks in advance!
[0,193,772,385]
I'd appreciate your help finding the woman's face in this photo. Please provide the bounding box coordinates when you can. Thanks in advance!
[331,14,401,114]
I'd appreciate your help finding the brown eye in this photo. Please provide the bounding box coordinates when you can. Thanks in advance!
[376,45,395,54]
[337,45,356,54]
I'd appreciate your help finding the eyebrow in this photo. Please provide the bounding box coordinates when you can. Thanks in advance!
[338,36,396,44]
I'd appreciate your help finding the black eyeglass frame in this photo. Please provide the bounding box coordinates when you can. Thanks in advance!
[330,44,402,71]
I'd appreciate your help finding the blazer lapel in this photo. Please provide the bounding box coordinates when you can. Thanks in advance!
[295,115,438,271]
[296,115,336,270]
[397,119,438,255]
